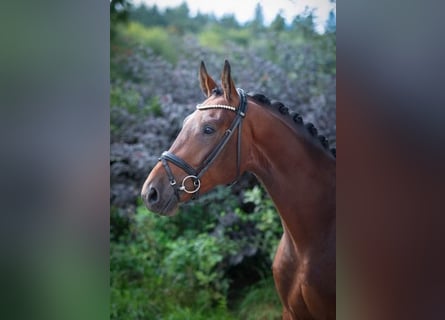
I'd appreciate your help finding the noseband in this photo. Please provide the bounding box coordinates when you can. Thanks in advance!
[159,88,247,200]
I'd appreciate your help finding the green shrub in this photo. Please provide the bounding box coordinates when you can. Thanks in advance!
[148,95,162,116]
[198,26,250,51]
[236,277,282,320]
[163,234,236,308]
[110,186,283,319]
[110,83,162,117]
[242,186,282,262]
[110,190,236,319]
[110,85,141,112]
[120,22,178,63]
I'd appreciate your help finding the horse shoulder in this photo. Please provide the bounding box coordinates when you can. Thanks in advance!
[300,226,336,319]
[273,229,336,319]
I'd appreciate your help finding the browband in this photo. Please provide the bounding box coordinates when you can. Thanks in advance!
[196,104,237,112]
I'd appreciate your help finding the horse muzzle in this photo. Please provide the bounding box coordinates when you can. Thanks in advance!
[141,175,179,216]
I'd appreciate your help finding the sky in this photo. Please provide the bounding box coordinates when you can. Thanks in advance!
[131,0,336,33]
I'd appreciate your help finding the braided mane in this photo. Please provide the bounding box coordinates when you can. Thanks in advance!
[210,87,335,158]
[248,93,336,158]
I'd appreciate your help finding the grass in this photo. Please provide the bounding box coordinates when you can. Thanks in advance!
[235,277,282,320]
[156,277,282,320]
[111,275,282,319]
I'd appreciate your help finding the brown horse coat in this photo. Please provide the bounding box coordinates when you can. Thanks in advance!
[141,61,336,319]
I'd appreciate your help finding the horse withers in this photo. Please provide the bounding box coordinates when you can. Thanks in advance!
[141,61,336,319]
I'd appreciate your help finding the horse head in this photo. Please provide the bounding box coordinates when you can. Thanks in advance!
[141,60,248,216]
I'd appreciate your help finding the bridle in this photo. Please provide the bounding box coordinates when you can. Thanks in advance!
[159,88,247,200]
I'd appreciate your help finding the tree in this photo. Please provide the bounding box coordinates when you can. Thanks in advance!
[164,2,191,34]
[271,11,286,32]
[110,0,132,38]
[251,3,265,32]
[291,9,316,38]
[325,9,336,33]
[130,4,166,27]
[110,0,131,25]
[193,11,211,30]
[220,14,240,29]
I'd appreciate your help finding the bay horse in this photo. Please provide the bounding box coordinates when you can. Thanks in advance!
[141,60,336,319]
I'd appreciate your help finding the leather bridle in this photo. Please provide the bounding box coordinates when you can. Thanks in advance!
[159,88,247,200]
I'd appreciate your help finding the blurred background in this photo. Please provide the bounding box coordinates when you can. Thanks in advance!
[110,0,336,319]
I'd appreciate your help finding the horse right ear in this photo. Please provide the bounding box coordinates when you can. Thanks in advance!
[199,61,217,97]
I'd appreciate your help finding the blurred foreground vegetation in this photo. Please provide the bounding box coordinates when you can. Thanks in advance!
[111,187,282,319]
[110,1,335,319]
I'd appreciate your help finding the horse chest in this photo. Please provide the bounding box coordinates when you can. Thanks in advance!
[272,234,334,320]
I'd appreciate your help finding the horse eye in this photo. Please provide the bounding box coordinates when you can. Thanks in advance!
[203,125,215,135]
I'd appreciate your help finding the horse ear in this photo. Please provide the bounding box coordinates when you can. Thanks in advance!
[199,61,217,97]
[221,60,238,103]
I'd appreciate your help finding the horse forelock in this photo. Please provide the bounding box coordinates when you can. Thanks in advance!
[211,87,222,96]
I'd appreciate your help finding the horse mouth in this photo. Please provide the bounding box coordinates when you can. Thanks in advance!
[159,194,179,216]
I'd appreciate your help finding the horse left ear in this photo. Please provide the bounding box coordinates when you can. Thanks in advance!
[199,61,217,97]
[221,60,238,103]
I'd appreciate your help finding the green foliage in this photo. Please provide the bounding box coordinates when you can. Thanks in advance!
[131,3,215,34]
[325,9,336,33]
[110,186,282,319]
[197,28,223,51]
[110,206,130,242]
[110,0,132,39]
[110,85,141,112]
[110,0,131,25]
[290,8,317,39]
[110,83,162,117]
[162,306,235,320]
[130,4,167,28]
[250,3,265,32]
[147,96,162,116]
[270,12,286,32]
[241,186,282,262]
[164,234,235,306]
[120,22,178,63]
[198,26,250,51]
[236,277,282,320]
[219,14,240,29]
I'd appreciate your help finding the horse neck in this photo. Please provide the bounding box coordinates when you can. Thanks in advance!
[243,102,336,253]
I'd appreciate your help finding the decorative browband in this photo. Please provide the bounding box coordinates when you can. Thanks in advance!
[196,104,237,112]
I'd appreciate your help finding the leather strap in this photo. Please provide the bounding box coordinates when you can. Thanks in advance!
[161,151,198,176]
[159,88,247,200]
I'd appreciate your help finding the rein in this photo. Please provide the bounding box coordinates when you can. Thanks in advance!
[159,88,247,200]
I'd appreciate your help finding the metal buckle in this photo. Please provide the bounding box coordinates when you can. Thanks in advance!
[179,175,201,194]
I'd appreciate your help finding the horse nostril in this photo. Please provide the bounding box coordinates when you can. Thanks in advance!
[148,186,159,204]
